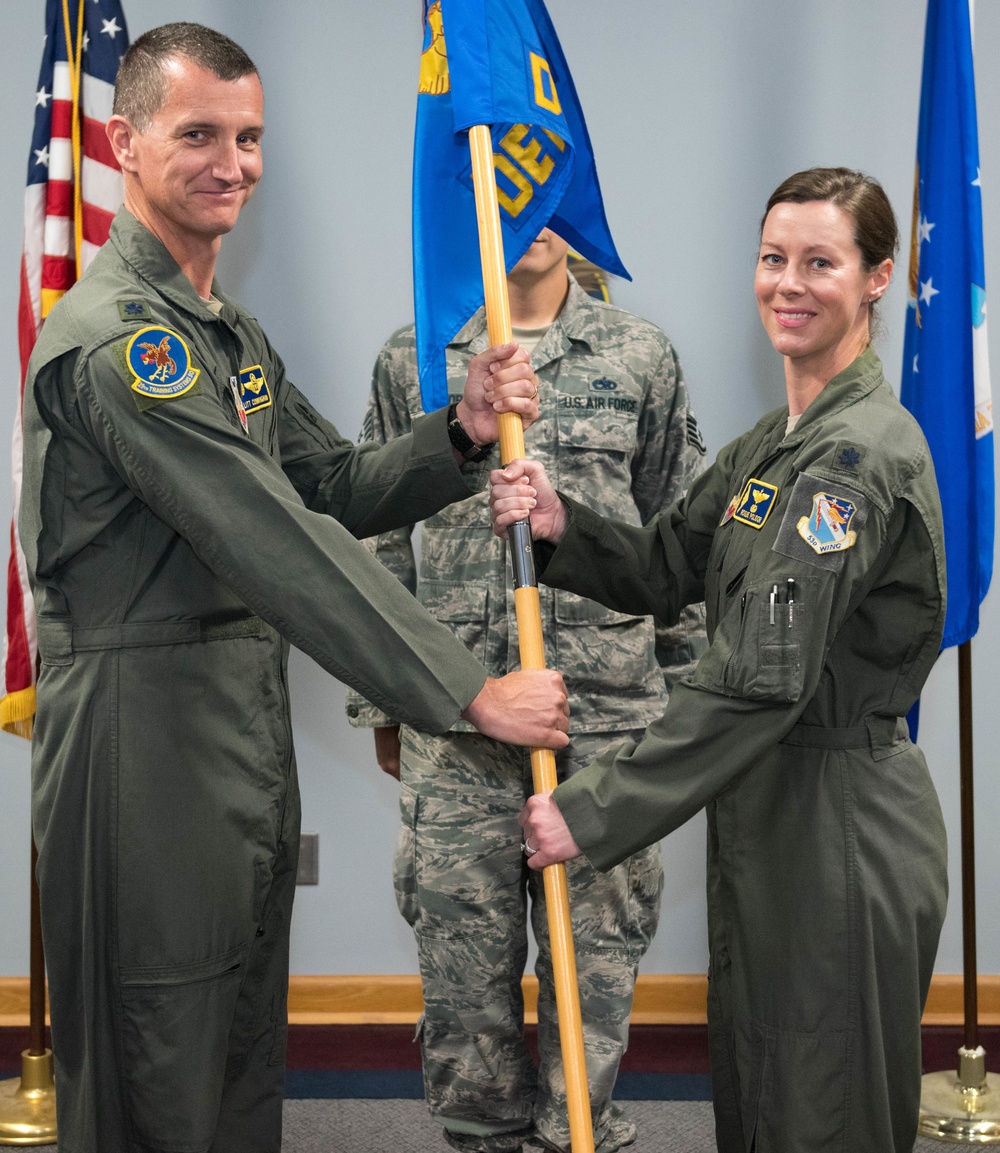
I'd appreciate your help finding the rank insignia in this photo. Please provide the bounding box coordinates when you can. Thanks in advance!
[117,300,151,321]
[732,478,779,530]
[686,413,707,454]
[237,365,272,414]
[832,441,866,474]
[126,327,199,399]
[796,491,858,555]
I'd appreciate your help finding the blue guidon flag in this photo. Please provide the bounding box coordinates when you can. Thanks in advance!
[901,0,993,650]
[413,0,630,412]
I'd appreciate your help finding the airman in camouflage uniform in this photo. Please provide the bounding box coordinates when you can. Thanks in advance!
[348,262,707,1153]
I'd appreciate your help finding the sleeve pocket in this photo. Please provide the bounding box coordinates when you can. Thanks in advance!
[733,592,806,702]
[703,586,808,703]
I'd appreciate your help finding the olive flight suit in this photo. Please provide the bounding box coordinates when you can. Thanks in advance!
[539,349,949,1153]
[19,209,497,1153]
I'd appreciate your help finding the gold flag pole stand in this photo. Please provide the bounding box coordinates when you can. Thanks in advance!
[0,839,57,1145]
[468,122,595,1153]
[919,641,1000,1143]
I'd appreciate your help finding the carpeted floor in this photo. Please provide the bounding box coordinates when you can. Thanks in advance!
[0,1025,995,1151]
[278,1098,960,1152]
[0,1098,970,1151]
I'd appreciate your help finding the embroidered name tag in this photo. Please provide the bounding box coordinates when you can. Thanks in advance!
[796,491,859,555]
[732,478,779,530]
[126,327,200,399]
[238,364,272,414]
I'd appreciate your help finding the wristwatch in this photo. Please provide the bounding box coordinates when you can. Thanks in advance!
[446,403,496,462]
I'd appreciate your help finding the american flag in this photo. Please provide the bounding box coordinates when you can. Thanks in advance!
[3,0,129,738]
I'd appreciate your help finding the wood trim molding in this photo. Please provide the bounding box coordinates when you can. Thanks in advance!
[921,975,1000,1026]
[0,974,996,1027]
[284,973,714,1025]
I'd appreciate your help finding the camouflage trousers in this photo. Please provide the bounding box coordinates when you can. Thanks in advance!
[395,728,663,1153]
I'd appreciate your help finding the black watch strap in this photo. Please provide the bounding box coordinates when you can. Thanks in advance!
[446,403,495,462]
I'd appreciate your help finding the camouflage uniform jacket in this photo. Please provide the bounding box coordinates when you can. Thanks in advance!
[347,275,707,733]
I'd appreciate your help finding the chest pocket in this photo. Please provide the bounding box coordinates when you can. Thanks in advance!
[553,588,644,627]
[555,392,640,520]
[556,393,637,455]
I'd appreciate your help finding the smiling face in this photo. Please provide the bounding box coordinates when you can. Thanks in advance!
[755,200,892,383]
[109,55,264,259]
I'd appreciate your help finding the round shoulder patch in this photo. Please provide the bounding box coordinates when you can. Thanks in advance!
[126,327,200,399]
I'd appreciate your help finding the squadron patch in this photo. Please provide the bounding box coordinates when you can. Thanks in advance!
[237,365,272,414]
[797,491,858,555]
[126,327,200,399]
[772,472,870,572]
[731,478,779,530]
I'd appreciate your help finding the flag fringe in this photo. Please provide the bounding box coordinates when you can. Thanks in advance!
[1,687,36,741]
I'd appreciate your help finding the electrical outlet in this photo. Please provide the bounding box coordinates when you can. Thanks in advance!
[297,832,319,885]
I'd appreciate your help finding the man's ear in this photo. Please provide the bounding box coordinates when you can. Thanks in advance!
[107,115,138,173]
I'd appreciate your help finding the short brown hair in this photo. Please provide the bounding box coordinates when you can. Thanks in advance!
[113,23,258,131]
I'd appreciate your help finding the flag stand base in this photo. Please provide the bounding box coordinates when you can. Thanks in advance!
[918,1047,1000,1143]
[0,1050,57,1145]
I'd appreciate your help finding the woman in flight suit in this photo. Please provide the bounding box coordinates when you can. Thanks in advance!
[489,168,949,1153]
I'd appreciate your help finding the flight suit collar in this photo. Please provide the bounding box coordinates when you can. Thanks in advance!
[730,348,887,489]
[778,346,885,447]
[107,209,242,328]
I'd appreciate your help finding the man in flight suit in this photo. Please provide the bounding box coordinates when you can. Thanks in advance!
[19,23,568,1153]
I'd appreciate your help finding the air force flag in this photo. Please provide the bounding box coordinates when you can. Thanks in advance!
[901,0,993,650]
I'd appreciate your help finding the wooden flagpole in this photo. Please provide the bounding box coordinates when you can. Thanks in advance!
[467,123,595,1153]
[917,640,1000,1140]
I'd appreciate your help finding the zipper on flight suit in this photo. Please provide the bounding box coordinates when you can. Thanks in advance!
[725,566,748,600]
[213,313,251,437]
[717,436,793,691]
[215,313,295,840]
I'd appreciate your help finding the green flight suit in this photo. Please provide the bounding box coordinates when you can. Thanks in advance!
[538,349,948,1153]
[19,210,494,1153]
